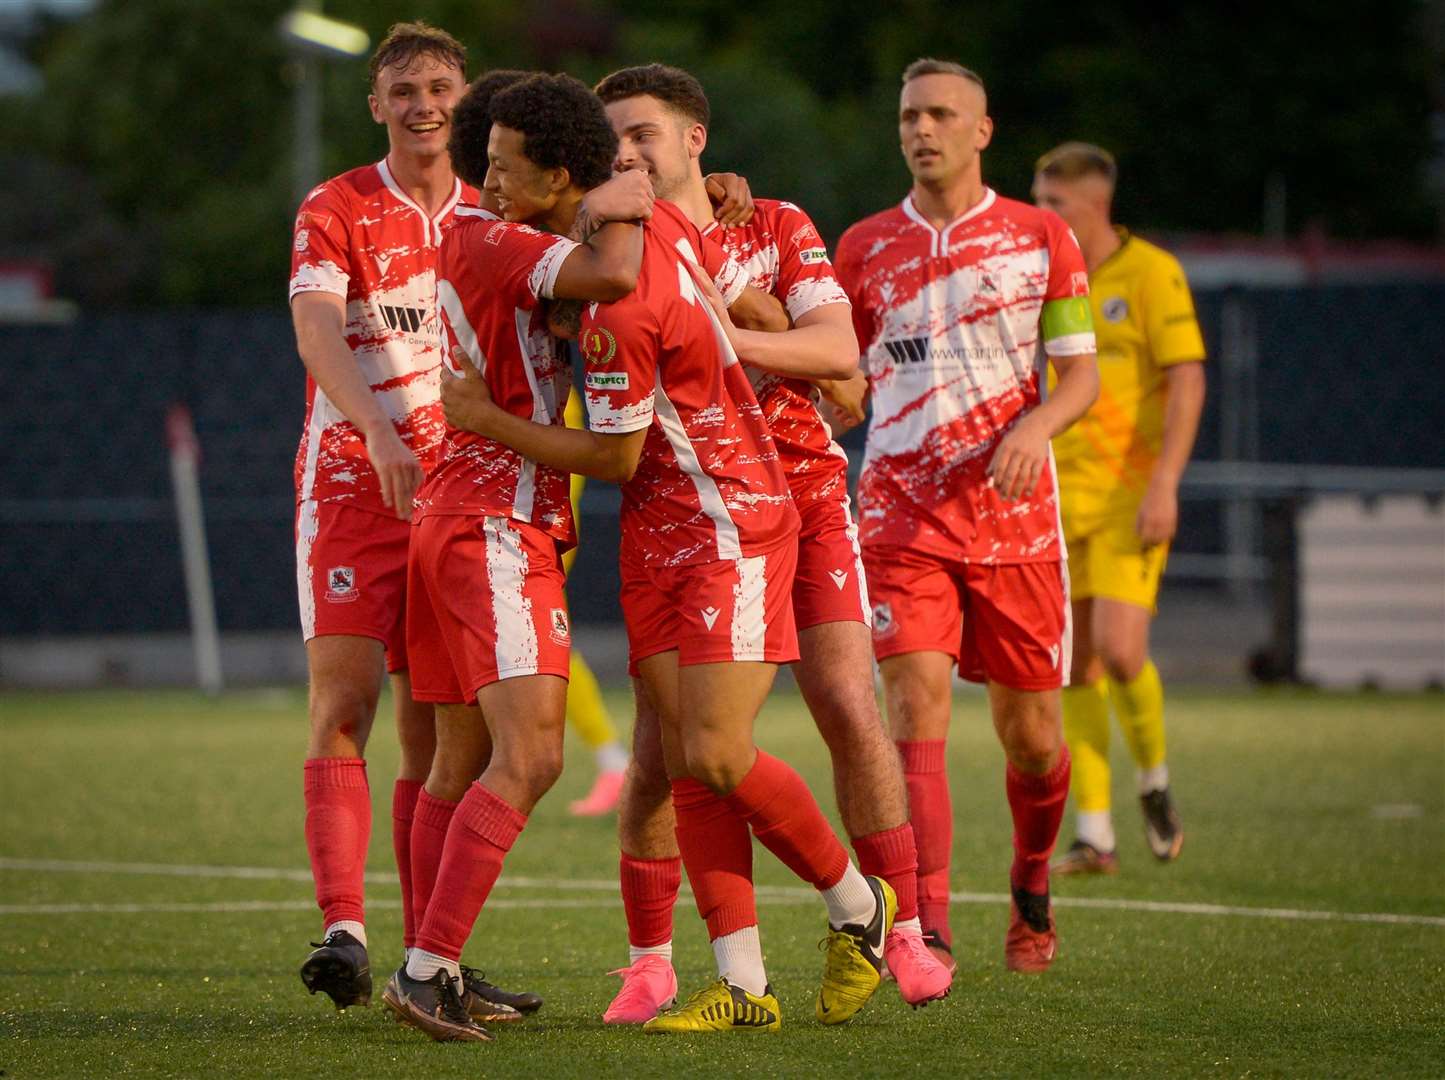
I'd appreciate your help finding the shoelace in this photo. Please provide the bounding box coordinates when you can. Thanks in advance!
[436,972,473,1023]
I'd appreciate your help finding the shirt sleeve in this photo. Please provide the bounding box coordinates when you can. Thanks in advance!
[1040,213,1097,357]
[771,203,851,322]
[485,221,581,304]
[579,297,658,434]
[1142,250,1207,367]
[833,226,880,366]
[289,183,352,300]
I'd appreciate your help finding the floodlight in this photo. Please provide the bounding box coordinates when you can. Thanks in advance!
[279,9,369,60]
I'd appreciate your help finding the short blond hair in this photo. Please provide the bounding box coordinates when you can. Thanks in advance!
[1035,141,1117,183]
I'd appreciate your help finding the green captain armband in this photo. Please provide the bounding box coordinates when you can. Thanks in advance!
[1040,296,1094,344]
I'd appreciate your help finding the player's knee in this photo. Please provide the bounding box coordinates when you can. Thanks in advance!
[1097,641,1146,683]
[309,683,378,745]
[1001,721,1062,774]
[681,737,750,794]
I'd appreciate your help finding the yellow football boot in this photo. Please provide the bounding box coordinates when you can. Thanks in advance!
[816,875,897,1025]
[642,978,781,1034]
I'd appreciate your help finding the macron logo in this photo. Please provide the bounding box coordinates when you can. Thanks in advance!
[829,569,849,591]
[1049,644,1061,670]
[375,252,393,277]
[700,606,721,630]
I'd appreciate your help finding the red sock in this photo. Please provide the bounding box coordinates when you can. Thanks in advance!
[898,740,952,946]
[409,789,459,939]
[1006,748,1071,895]
[392,779,423,948]
[672,778,755,940]
[725,750,849,890]
[852,823,920,923]
[303,757,371,928]
[619,853,682,949]
[414,783,527,962]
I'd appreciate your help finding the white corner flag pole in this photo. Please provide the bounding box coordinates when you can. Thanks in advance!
[167,404,224,695]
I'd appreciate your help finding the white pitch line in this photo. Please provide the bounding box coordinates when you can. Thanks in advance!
[0,898,625,916]
[3,857,1442,928]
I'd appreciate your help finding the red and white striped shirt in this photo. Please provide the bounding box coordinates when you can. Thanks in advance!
[415,210,580,543]
[703,198,853,507]
[288,159,477,511]
[835,189,1094,563]
[582,201,799,566]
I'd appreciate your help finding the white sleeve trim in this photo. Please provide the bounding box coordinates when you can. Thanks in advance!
[784,280,851,323]
[289,261,348,300]
[1043,331,1097,357]
[530,236,582,300]
[585,391,655,433]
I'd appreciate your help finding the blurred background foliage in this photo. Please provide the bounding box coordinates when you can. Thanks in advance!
[1,0,1438,305]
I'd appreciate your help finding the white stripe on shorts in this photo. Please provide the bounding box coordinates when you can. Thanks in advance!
[731,553,768,661]
[484,518,539,679]
[295,499,320,640]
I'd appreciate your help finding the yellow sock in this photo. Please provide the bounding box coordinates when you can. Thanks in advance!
[1110,660,1167,773]
[1063,679,1112,813]
[566,650,619,752]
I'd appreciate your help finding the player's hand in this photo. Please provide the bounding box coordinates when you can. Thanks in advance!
[580,170,655,229]
[704,172,754,226]
[987,412,1051,501]
[362,420,424,521]
[817,371,869,432]
[1136,479,1179,546]
[439,347,498,437]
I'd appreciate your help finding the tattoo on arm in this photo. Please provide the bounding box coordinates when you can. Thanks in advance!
[571,207,602,243]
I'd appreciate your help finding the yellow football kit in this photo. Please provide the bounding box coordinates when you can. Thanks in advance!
[1051,229,1206,610]
[1054,229,1204,853]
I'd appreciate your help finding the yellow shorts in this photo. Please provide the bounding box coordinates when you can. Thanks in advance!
[1061,495,1169,611]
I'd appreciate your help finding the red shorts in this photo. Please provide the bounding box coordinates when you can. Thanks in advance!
[792,489,870,630]
[406,514,571,704]
[862,543,1071,691]
[621,539,801,676]
[295,499,409,672]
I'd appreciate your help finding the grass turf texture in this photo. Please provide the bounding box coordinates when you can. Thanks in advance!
[1,686,1442,1078]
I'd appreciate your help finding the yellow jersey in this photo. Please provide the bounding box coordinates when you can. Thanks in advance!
[1051,229,1205,507]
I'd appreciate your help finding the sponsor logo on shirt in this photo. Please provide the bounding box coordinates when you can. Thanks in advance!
[585,371,629,391]
[294,229,310,253]
[799,247,832,265]
[1102,296,1129,323]
[549,607,571,646]
[791,224,823,248]
[380,305,426,333]
[325,566,358,603]
[881,337,1009,366]
[580,326,617,366]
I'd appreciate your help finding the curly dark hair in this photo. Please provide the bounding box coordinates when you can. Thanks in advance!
[448,69,532,188]
[488,73,617,190]
[368,21,466,87]
[594,63,709,128]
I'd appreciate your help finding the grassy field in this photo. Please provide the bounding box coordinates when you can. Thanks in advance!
[1,685,1442,1078]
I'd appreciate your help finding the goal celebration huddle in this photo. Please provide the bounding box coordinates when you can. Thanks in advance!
[287,19,1203,1043]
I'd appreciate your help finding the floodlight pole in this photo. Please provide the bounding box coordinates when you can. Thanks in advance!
[294,53,321,208]
[282,2,369,209]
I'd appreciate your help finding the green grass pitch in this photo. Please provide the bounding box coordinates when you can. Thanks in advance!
[1,685,1442,1077]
